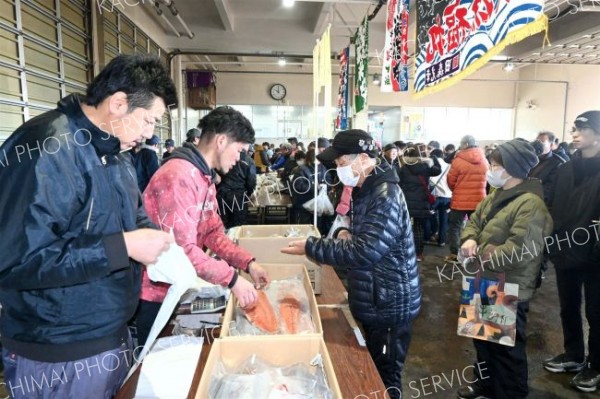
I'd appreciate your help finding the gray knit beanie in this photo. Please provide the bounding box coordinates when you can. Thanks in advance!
[497,139,539,179]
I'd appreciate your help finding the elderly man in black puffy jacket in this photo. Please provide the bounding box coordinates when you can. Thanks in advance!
[283,129,421,399]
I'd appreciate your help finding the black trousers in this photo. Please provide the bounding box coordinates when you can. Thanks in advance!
[134,299,163,347]
[363,322,413,399]
[473,301,529,399]
[555,267,600,368]
[448,210,473,255]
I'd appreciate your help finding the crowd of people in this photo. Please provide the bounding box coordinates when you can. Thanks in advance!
[0,53,598,399]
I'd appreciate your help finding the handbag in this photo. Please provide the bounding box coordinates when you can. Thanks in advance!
[418,175,436,205]
[457,269,519,347]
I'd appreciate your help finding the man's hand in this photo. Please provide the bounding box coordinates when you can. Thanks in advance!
[248,262,271,289]
[461,239,478,258]
[280,240,307,255]
[123,229,174,265]
[231,277,258,309]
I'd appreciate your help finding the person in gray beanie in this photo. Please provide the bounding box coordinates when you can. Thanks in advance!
[456,138,552,399]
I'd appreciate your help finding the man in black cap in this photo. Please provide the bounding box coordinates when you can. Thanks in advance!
[381,143,402,180]
[543,110,600,393]
[287,136,298,157]
[186,127,202,146]
[282,129,421,399]
[163,138,175,161]
[132,134,161,192]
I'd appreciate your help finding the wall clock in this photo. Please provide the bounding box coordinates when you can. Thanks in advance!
[270,83,287,101]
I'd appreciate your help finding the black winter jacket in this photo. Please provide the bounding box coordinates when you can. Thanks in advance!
[217,151,257,197]
[549,153,600,269]
[132,145,160,192]
[0,94,153,362]
[305,162,421,327]
[399,156,441,218]
[529,151,565,208]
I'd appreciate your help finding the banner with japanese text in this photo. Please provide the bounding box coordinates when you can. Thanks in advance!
[313,25,332,137]
[414,0,548,98]
[354,17,368,113]
[381,0,409,92]
[336,47,350,130]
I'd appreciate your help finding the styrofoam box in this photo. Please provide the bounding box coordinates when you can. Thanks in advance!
[235,224,322,293]
[220,263,323,338]
[196,335,343,398]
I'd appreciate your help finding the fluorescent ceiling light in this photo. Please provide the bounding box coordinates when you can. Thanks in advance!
[283,0,295,7]
[278,57,287,66]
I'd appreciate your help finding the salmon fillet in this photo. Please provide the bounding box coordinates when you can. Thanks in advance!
[242,290,278,334]
[279,296,301,334]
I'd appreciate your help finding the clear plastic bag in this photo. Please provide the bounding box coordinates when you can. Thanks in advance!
[303,185,334,216]
[235,276,315,336]
[326,214,351,239]
[210,356,333,399]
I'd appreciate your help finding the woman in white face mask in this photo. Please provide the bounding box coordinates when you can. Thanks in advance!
[456,139,553,399]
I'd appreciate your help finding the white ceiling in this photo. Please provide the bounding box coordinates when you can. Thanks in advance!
[143,0,600,73]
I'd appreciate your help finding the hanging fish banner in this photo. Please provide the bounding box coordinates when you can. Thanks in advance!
[381,0,410,92]
[336,47,350,130]
[354,17,369,113]
[414,0,548,98]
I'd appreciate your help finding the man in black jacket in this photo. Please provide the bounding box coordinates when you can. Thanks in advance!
[0,55,176,398]
[282,130,421,399]
[216,149,257,228]
[543,111,600,393]
[132,134,161,192]
[530,130,566,209]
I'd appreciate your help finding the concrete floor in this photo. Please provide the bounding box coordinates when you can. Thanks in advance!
[403,243,594,399]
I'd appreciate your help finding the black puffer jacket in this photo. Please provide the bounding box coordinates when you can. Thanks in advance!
[305,162,421,327]
[529,151,565,208]
[217,150,257,197]
[549,153,600,269]
[399,156,441,218]
[0,94,152,362]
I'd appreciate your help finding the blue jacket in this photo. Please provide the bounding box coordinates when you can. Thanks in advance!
[0,94,153,362]
[305,162,421,327]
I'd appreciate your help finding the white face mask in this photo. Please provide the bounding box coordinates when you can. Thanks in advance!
[487,168,509,188]
[337,160,360,187]
[296,160,305,167]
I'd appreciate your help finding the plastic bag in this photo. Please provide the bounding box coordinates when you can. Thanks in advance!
[326,214,351,239]
[302,185,334,216]
[234,276,315,336]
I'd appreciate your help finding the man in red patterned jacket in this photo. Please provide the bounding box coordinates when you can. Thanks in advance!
[136,106,270,345]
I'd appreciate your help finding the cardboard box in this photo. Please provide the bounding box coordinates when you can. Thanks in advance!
[220,263,323,338]
[196,335,343,398]
[235,224,322,293]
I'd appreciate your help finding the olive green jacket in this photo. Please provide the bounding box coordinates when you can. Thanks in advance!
[461,179,553,300]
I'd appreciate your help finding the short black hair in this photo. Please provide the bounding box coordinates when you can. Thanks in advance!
[294,151,306,161]
[489,149,503,166]
[86,54,177,111]
[199,106,255,144]
[262,142,270,147]
[430,149,444,158]
[445,144,456,152]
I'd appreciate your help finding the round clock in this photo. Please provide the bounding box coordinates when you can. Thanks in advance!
[269,84,287,101]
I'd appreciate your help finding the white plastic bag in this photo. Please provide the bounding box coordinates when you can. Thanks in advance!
[303,185,334,216]
[326,215,351,239]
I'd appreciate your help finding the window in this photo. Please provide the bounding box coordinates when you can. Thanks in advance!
[0,0,91,142]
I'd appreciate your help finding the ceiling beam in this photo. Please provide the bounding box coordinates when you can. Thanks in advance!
[213,0,234,31]
[503,12,600,58]
[312,2,333,34]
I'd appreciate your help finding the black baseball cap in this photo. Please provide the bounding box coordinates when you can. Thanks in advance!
[317,129,377,162]
[574,111,600,134]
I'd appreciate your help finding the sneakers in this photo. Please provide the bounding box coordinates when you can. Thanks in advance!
[572,365,600,392]
[543,353,586,373]
[457,385,491,399]
[416,255,424,262]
